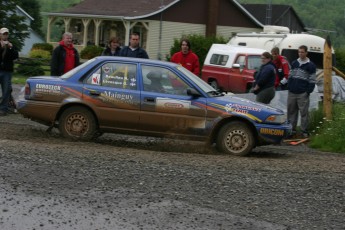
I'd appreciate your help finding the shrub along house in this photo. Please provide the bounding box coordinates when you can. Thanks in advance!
[46,0,304,60]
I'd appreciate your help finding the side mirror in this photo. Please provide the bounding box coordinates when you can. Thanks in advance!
[187,88,201,97]
[232,63,241,68]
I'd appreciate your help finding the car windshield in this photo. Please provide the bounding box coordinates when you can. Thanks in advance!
[177,66,219,95]
[60,58,97,79]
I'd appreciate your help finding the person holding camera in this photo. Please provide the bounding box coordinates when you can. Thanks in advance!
[0,28,18,116]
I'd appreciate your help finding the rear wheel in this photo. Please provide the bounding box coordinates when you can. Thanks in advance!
[59,106,97,141]
[216,121,254,156]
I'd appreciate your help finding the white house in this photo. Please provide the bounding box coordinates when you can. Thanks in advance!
[16,5,44,56]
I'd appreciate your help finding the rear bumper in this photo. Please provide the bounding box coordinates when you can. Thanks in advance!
[17,99,60,124]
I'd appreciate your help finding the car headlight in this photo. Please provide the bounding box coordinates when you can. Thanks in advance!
[265,114,287,124]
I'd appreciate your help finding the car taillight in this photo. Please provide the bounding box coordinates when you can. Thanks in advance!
[25,83,31,95]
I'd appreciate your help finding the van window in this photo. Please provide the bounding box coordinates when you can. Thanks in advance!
[235,55,246,69]
[210,54,229,66]
[247,56,262,70]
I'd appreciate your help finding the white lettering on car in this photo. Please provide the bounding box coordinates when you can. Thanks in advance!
[35,84,62,95]
[101,91,135,104]
[225,103,261,113]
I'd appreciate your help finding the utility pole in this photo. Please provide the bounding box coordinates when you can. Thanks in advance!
[323,35,333,120]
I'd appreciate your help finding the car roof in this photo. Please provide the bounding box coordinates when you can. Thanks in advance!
[94,56,179,68]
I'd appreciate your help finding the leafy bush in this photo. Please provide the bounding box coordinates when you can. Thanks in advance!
[29,49,51,59]
[16,59,45,76]
[31,43,54,54]
[335,47,345,73]
[80,45,103,59]
[167,34,227,70]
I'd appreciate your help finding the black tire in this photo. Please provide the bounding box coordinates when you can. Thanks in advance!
[58,106,97,141]
[210,80,218,90]
[216,121,254,156]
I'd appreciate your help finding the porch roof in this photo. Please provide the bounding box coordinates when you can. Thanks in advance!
[48,0,178,19]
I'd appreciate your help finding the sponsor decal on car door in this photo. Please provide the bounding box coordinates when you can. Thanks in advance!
[83,62,140,129]
[139,65,207,134]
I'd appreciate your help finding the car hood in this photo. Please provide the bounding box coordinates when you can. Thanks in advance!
[222,94,283,113]
[207,94,285,123]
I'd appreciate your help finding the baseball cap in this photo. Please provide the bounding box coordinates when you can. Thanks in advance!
[0,28,9,34]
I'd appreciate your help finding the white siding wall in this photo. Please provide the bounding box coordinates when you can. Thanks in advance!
[20,29,45,57]
[147,21,205,60]
[146,22,262,60]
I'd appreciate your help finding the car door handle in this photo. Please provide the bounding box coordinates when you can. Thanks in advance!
[144,97,156,103]
[90,90,101,96]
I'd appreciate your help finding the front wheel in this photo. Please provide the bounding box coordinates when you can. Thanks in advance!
[216,121,255,156]
[59,106,97,141]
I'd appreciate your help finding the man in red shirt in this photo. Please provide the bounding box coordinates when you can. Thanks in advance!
[271,47,290,90]
[171,39,200,76]
[51,32,80,76]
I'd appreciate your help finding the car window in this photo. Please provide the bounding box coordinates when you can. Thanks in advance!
[85,62,137,90]
[142,65,189,95]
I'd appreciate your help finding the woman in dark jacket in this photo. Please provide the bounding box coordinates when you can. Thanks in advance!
[101,37,121,56]
[252,52,276,104]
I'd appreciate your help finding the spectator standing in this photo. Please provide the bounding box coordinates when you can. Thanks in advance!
[170,39,200,76]
[252,52,276,104]
[102,37,121,56]
[271,47,290,90]
[0,28,18,116]
[287,45,316,138]
[119,32,149,59]
[51,32,80,76]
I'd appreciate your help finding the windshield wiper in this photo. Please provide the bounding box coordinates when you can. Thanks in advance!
[207,90,224,97]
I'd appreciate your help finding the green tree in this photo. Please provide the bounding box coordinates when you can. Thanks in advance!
[17,0,43,37]
[0,0,30,51]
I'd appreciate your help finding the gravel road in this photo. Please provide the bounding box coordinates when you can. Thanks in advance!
[0,85,344,230]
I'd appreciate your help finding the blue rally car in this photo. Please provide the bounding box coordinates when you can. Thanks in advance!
[17,56,291,156]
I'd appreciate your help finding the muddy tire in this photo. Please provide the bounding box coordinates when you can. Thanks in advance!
[216,121,254,156]
[59,106,97,141]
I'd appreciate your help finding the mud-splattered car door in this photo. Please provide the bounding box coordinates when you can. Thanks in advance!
[139,65,207,136]
[82,62,141,130]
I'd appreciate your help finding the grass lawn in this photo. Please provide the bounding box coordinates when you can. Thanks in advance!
[309,102,345,153]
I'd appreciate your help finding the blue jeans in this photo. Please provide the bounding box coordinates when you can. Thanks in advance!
[0,70,12,112]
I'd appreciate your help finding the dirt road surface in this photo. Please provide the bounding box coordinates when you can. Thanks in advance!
[0,85,344,229]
